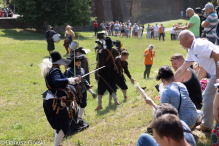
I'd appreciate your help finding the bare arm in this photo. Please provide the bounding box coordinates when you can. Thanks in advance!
[174,23,193,30]
[210,50,219,80]
[174,61,193,80]
[144,50,149,57]
[201,21,210,27]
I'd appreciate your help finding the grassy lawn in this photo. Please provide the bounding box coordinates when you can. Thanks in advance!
[0,25,211,146]
[144,19,189,28]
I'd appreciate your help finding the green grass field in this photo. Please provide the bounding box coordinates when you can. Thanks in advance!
[0,23,212,146]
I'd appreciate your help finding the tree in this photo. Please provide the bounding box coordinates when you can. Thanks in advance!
[11,0,92,28]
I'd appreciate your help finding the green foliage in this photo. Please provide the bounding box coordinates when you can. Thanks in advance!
[211,0,217,6]
[10,0,92,27]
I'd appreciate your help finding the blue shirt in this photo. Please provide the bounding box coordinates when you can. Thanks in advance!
[161,82,197,126]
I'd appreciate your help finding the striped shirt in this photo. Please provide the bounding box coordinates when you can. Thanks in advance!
[204,11,218,37]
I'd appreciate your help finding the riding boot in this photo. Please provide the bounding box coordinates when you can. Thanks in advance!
[112,93,120,105]
[79,108,85,117]
[109,94,112,105]
[95,96,103,110]
[54,130,64,146]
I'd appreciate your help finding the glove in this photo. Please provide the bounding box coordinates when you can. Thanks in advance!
[68,77,75,84]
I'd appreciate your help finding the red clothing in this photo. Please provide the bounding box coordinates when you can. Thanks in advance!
[0,11,3,17]
[94,22,98,28]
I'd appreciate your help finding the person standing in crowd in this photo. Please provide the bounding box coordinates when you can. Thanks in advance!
[114,21,120,36]
[176,30,219,131]
[111,22,114,36]
[125,22,130,38]
[170,25,176,40]
[95,37,120,110]
[7,9,13,17]
[137,24,143,39]
[159,24,164,41]
[170,53,203,109]
[146,24,151,39]
[174,8,200,38]
[215,2,219,44]
[40,51,79,146]
[181,11,184,19]
[137,103,196,146]
[120,24,125,38]
[202,3,218,43]
[46,25,57,54]
[63,25,72,55]
[93,20,98,36]
[195,7,206,38]
[154,23,159,39]
[114,51,135,101]
[141,24,144,37]
[0,8,3,17]
[3,9,7,17]
[101,21,105,31]
[144,45,155,79]
[150,25,154,39]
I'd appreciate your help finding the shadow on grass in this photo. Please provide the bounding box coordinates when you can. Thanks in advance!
[96,104,117,116]
[1,29,89,41]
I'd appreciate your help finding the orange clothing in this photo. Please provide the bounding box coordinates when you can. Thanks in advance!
[159,26,163,33]
[144,49,155,65]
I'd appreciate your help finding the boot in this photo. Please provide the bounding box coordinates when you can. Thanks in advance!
[109,94,112,105]
[112,93,120,105]
[79,108,85,117]
[95,96,103,110]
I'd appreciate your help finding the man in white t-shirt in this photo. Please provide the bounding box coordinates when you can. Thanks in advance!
[175,30,219,131]
[170,25,176,40]
[153,23,159,39]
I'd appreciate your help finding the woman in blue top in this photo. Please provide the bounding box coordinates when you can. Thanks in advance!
[156,66,197,128]
[40,51,79,146]
[66,56,91,118]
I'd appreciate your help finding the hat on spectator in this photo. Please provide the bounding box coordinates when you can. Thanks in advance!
[170,53,185,61]
[48,25,53,29]
[195,7,202,13]
[203,3,214,10]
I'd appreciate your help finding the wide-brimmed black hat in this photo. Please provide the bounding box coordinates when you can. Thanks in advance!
[75,47,86,54]
[105,37,114,48]
[68,56,83,67]
[50,51,71,66]
[195,7,202,13]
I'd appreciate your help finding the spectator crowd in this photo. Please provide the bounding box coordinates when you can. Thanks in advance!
[0,6,13,17]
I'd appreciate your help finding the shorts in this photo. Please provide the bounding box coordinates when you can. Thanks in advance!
[115,29,119,32]
[154,31,158,36]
